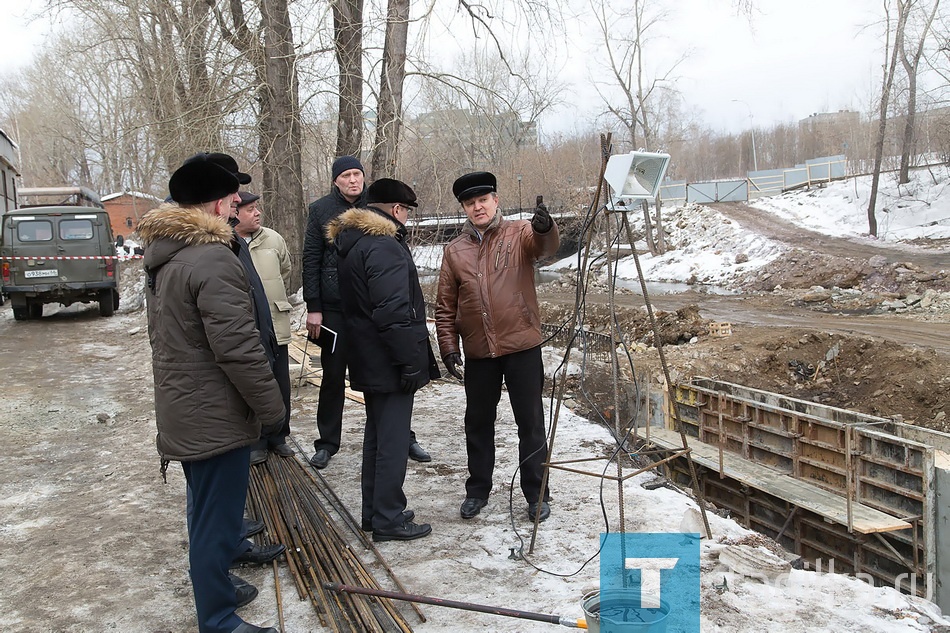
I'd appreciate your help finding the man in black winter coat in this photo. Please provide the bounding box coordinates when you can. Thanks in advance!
[302,156,430,470]
[327,178,440,542]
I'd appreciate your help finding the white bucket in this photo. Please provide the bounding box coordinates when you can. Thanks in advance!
[581,590,670,633]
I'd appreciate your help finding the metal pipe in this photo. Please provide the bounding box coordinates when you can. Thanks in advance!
[324,582,587,629]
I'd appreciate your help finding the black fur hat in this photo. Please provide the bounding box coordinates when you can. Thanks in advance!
[452,171,497,202]
[168,153,241,205]
[207,152,252,185]
[366,178,418,207]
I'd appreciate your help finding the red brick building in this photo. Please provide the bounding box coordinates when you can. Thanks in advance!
[101,192,162,239]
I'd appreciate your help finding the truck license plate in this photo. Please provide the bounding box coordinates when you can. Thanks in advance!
[24,268,58,279]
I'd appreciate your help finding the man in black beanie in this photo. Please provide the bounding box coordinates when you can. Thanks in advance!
[138,152,283,633]
[302,157,431,470]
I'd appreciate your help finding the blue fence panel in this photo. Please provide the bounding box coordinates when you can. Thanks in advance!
[806,155,846,181]
[657,154,848,206]
[686,182,718,203]
[784,166,809,189]
[717,180,748,202]
[660,180,687,203]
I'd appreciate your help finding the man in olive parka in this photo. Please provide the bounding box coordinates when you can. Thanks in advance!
[138,153,284,633]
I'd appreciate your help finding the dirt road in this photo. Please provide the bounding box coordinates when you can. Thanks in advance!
[712,201,949,271]
[539,288,950,357]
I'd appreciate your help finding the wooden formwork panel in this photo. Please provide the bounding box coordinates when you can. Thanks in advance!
[648,428,910,534]
[659,448,928,598]
[672,379,934,525]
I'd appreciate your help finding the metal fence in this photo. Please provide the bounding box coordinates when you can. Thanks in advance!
[660,154,847,205]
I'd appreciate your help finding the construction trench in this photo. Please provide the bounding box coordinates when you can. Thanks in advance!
[643,376,950,610]
[277,330,950,629]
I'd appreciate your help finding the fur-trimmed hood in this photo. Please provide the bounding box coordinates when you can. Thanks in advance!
[138,203,235,270]
[326,206,404,259]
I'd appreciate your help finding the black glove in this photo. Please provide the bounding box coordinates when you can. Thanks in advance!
[260,403,286,437]
[261,419,283,437]
[442,352,464,381]
[531,203,552,233]
[400,368,428,393]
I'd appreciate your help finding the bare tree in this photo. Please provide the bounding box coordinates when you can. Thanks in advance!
[897,0,941,184]
[0,24,164,194]
[590,0,685,255]
[868,0,912,237]
[211,0,305,289]
[371,0,410,178]
[333,0,364,158]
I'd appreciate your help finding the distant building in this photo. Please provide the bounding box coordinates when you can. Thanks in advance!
[413,107,538,158]
[0,128,19,213]
[101,191,163,238]
[798,110,862,158]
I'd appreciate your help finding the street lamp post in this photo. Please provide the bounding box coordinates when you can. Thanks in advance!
[732,99,758,172]
[517,174,523,212]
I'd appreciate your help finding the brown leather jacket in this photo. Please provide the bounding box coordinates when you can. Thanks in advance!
[436,212,559,360]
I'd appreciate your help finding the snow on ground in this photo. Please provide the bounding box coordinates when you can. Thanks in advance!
[387,168,950,631]
[339,353,948,632]
[413,166,950,291]
[752,166,950,242]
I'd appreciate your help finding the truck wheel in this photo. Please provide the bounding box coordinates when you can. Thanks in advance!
[12,305,29,321]
[27,301,43,319]
[99,289,115,317]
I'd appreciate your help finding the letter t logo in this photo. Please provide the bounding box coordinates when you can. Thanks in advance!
[624,558,679,608]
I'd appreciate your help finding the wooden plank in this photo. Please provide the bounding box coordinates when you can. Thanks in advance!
[288,332,364,405]
[648,427,912,535]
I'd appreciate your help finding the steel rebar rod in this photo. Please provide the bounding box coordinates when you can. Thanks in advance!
[324,583,587,629]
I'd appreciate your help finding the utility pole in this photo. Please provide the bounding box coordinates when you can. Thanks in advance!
[732,99,758,172]
[517,174,523,212]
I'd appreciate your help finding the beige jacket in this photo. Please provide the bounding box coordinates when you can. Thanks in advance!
[246,226,293,345]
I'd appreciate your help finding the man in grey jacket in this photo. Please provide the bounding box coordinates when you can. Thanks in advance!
[139,153,284,633]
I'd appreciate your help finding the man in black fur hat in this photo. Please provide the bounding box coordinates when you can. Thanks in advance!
[327,178,441,542]
[138,153,283,633]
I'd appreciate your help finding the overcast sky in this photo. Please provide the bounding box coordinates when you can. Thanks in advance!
[541,0,886,138]
[1,0,887,139]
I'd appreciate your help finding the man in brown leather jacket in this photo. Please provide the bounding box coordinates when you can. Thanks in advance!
[435,171,560,523]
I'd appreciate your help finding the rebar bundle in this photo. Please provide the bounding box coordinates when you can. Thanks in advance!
[247,452,422,632]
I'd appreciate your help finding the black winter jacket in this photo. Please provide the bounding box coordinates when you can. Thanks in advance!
[327,207,440,393]
[302,186,365,313]
[234,230,278,368]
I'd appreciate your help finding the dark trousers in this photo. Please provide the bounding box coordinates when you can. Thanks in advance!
[185,489,253,562]
[314,311,418,454]
[463,346,550,504]
[181,446,250,633]
[314,309,348,455]
[255,344,291,450]
[361,391,413,531]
